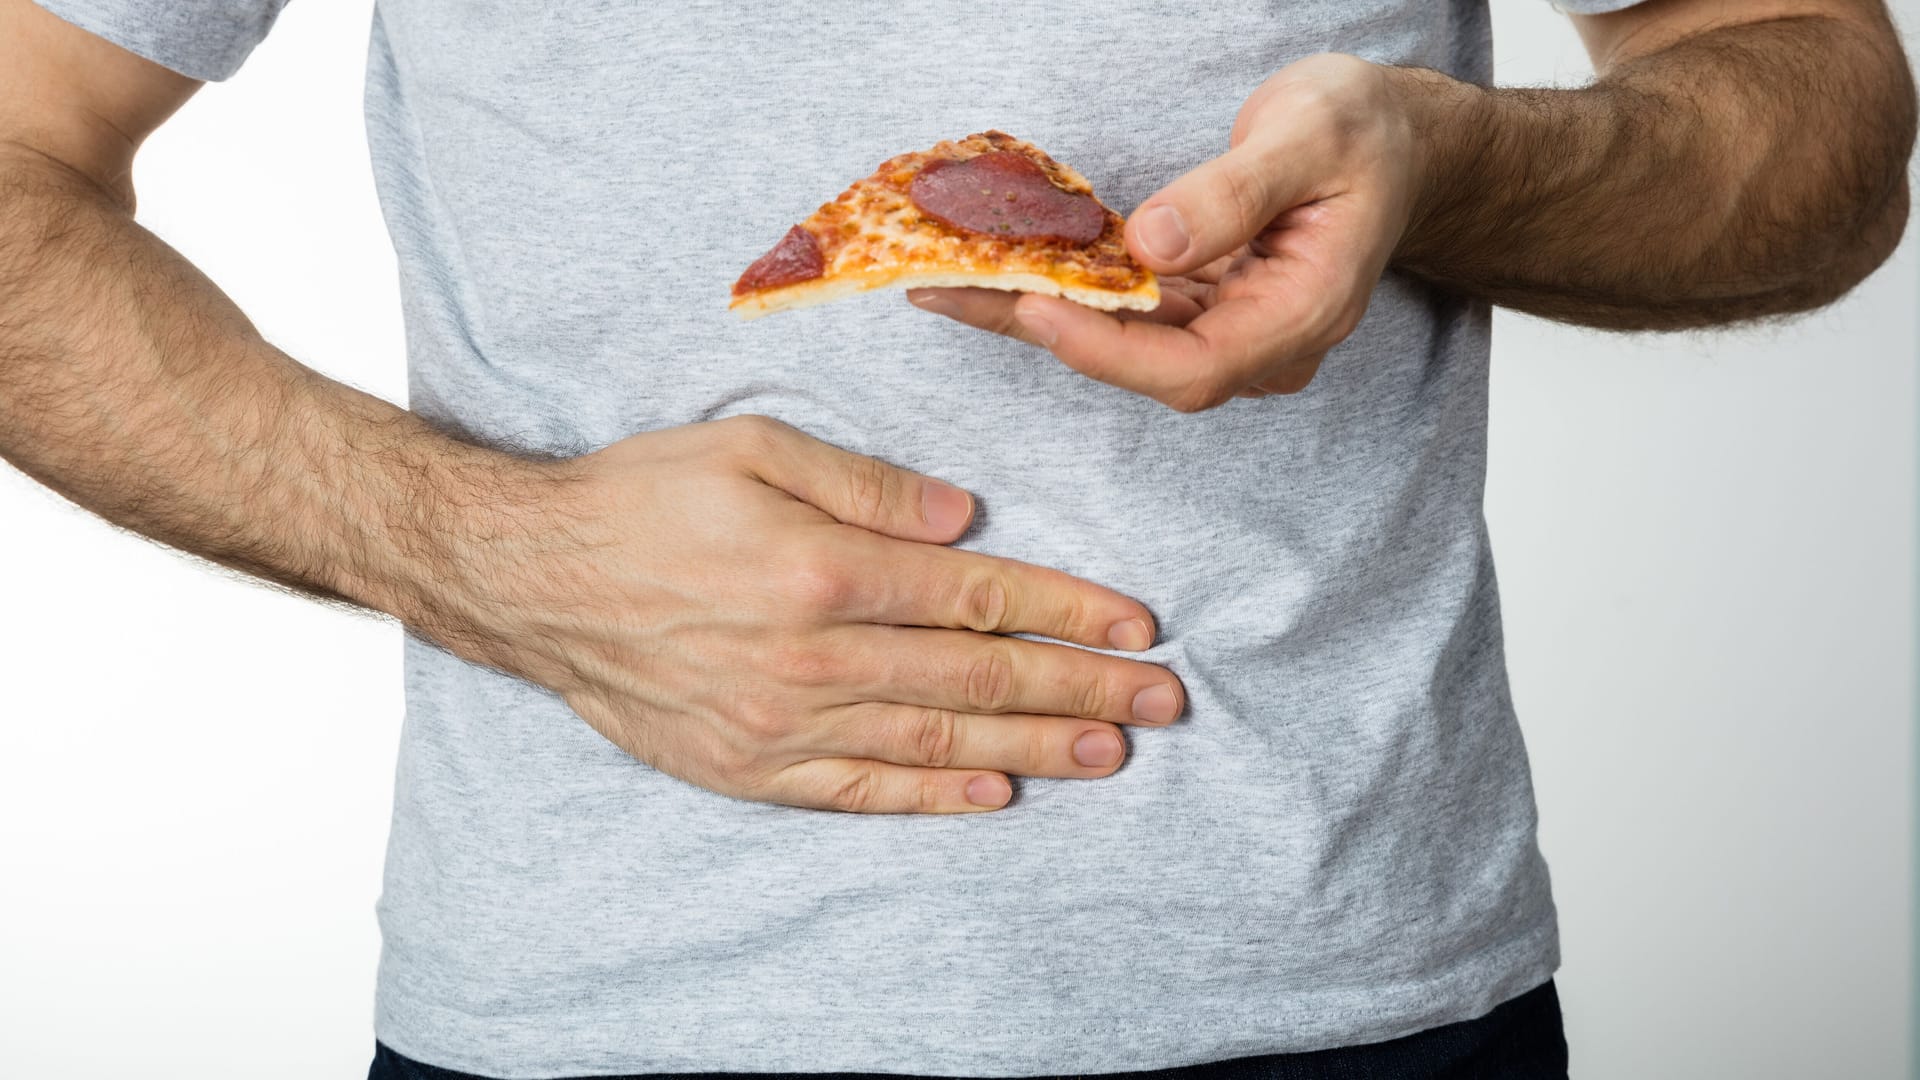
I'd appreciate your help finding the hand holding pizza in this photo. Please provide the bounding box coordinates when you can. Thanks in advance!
[909,54,1423,412]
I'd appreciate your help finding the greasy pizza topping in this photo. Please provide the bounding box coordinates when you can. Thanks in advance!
[811,135,1147,293]
[729,131,1156,313]
[908,152,1106,245]
[733,225,825,295]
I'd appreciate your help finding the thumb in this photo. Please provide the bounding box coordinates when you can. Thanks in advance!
[728,416,975,543]
[1126,135,1304,276]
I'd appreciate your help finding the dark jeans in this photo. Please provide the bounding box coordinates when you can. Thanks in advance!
[368,979,1568,1080]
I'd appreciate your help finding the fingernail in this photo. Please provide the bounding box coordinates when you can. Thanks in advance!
[1132,684,1181,725]
[1134,205,1190,263]
[921,479,973,534]
[966,774,1012,808]
[1018,309,1058,347]
[1107,618,1153,652]
[1072,730,1124,769]
[909,291,956,316]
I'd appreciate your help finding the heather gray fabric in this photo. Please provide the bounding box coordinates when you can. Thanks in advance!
[37,0,1645,1074]
[35,0,288,81]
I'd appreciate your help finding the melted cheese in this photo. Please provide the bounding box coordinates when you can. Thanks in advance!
[731,132,1159,319]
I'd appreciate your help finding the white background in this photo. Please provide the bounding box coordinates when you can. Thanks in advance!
[0,2,1913,1077]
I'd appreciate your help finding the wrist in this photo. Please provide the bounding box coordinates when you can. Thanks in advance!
[1383,64,1491,268]
[423,455,582,670]
[338,426,583,678]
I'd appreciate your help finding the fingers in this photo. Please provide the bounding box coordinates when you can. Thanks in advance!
[1182,252,1242,286]
[764,756,1015,814]
[906,285,1202,341]
[723,414,975,544]
[1124,133,1312,277]
[1007,217,1372,412]
[1006,293,1254,412]
[906,198,1378,412]
[743,700,1153,815]
[1126,53,1405,277]
[821,702,1132,779]
[849,624,1186,728]
[907,288,1046,346]
[784,525,1159,652]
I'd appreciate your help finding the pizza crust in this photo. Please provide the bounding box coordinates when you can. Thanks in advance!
[731,268,1161,320]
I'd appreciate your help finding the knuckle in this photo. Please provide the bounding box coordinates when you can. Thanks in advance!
[732,701,795,743]
[719,413,786,458]
[705,743,765,788]
[1167,382,1231,414]
[780,541,854,613]
[1023,721,1054,773]
[956,571,1011,633]
[914,772,946,814]
[1276,357,1325,395]
[1201,377,1243,409]
[1293,82,1338,124]
[1293,78,1353,130]
[826,765,882,813]
[1072,675,1111,720]
[1057,588,1093,641]
[843,453,898,524]
[1164,389,1207,413]
[1214,155,1273,231]
[910,707,962,768]
[962,646,1016,713]
[989,302,1028,339]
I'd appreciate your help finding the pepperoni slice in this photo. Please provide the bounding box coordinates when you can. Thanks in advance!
[909,152,1107,246]
[734,225,825,294]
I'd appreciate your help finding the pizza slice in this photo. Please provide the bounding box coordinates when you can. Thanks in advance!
[730,130,1159,319]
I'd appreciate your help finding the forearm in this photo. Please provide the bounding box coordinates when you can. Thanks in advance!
[0,141,554,646]
[1391,13,1916,329]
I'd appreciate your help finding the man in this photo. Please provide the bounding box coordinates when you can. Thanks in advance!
[0,0,1910,1076]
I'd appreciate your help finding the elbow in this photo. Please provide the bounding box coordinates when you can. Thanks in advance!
[1756,37,1917,318]
[1603,171,1908,330]
[1660,28,1917,327]
[1772,161,1911,321]
[1815,171,1908,308]
[1675,122,1913,327]
[1737,172,1911,323]
[1840,51,1917,295]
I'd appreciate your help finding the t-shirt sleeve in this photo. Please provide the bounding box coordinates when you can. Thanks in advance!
[31,0,291,82]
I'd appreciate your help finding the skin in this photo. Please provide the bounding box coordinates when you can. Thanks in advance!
[910,0,1916,412]
[0,0,1184,816]
[1,0,1913,813]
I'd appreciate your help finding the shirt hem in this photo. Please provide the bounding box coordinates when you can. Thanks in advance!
[373,919,1560,1078]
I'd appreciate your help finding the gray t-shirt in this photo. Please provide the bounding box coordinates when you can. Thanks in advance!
[39,0,1639,1074]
